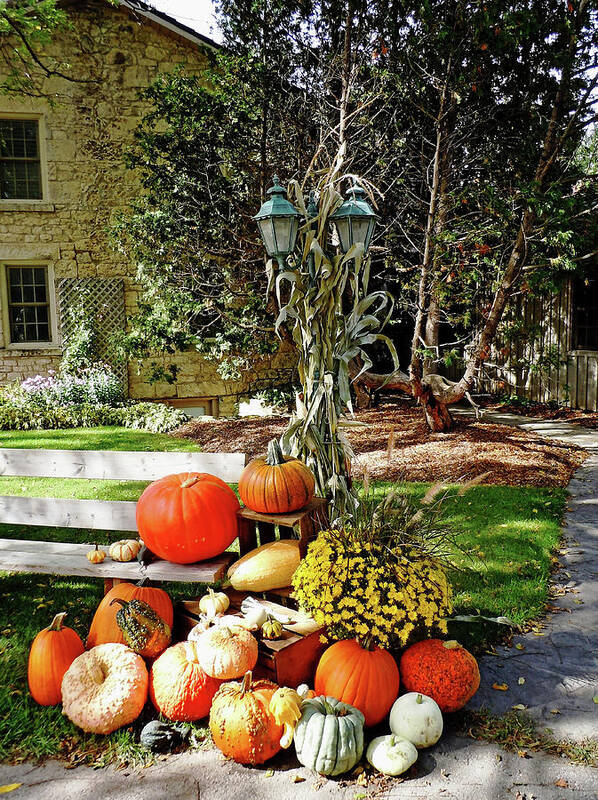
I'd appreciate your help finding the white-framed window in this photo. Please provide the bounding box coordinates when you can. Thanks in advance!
[0,118,43,200]
[0,263,59,348]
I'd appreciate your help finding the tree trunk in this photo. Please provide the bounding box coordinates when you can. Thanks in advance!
[421,392,454,432]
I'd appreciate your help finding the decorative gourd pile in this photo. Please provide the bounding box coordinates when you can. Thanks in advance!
[25,460,481,784]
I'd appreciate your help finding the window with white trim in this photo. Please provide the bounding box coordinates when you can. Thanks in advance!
[0,118,42,200]
[5,265,51,343]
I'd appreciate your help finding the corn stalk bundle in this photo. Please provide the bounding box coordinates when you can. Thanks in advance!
[267,165,398,524]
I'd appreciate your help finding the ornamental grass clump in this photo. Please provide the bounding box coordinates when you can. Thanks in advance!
[292,484,464,648]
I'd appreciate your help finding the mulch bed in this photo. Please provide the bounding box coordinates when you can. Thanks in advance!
[174,398,585,488]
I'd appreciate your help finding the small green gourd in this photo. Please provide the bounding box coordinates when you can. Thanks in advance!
[140,720,190,753]
[261,616,283,640]
[110,597,171,658]
[293,695,364,776]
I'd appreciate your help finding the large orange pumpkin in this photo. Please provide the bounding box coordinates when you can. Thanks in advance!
[87,580,173,650]
[400,639,480,712]
[315,637,400,726]
[27,612,84,706]
[239,439,315,514]
[209,670,283,764]
[136,472,239,564]
[150,641,222,721]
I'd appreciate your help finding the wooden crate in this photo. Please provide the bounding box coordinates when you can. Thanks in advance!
[237,497,329,558]
[175,589,325,687]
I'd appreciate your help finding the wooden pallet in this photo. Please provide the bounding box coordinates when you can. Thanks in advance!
[175,589,325,687]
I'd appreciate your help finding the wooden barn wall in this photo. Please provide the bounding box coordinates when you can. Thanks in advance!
[446,281,598,411]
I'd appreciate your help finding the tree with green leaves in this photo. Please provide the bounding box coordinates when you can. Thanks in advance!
[0,0,81,96]
[355,0,598,429]
[116,0,598,439]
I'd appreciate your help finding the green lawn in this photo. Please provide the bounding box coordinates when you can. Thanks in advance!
[0,426,199,452]
[0,466,567,764]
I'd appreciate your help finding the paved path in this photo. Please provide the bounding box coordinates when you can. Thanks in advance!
[0,734,597,800]
[1,411,597,798]
[455,410,598,741]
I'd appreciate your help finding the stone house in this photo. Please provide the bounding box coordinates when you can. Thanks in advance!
[0,0,294,416]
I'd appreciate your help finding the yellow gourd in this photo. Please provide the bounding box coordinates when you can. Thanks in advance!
[269,687,303,748]
[87,544,106,564]
[227,540,301,592]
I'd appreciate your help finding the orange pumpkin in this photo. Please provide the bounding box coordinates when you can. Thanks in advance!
[150,641,222,721]
[315,637,400,726]
[136,472,239,564]
[209,670,283,764]
[87,580,173,650]
[27,612,84,706]
[400,639,480,712]
[239,439,315,514]
[194,624,258,679]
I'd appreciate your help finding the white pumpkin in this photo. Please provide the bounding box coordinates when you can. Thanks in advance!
[366,734,418,776]
[198,588,229,619]
[109,539,142,562]
[389,692,443,749]
[61,643,148,734]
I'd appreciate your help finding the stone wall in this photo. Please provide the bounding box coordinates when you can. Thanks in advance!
[0,0,294,414]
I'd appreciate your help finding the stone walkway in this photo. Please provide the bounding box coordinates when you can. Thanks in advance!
[1,412,597,798]
[0,736,597,800]
[455,411,598,741]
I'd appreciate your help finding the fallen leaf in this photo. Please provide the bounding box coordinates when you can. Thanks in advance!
[593,696,598,704]
[492,683,508,691]
[0,787,21,795]
[554,779,569,788]
[356,773,368,787]
[512,704,527,710]
[517,749,528,758]
[515,643,525,651]
[550,708,561,714]
[518,677,525,685]
[264,769,274,778]
[292,776,305,783]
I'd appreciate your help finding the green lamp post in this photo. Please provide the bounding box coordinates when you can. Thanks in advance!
[253,175,302,268]
[330,180,378,255]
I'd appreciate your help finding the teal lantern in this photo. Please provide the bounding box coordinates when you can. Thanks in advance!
[330,181,378,255]
[253,175,302,267]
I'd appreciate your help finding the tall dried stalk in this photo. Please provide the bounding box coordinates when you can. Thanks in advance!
[268,161,398,523]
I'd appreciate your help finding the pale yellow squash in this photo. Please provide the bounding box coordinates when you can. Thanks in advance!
[227,540,301,591]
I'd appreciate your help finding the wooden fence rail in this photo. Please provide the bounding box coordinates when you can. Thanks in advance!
[0,448,247,483]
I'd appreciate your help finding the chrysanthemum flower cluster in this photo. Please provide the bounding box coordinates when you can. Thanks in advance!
[292,527,452,648]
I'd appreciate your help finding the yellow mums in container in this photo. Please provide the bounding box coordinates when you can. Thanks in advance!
[293,529,452,648]
[293,486,457,648]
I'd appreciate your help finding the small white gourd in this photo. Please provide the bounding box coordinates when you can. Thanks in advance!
[240,596,268,628]
[389,692,443,749]
[198,588,229,619]
[366,734,418,776]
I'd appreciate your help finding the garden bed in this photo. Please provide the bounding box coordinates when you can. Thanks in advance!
[174,398,585,487]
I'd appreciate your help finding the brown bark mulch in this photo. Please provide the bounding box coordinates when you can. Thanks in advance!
[173,398,585,488]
